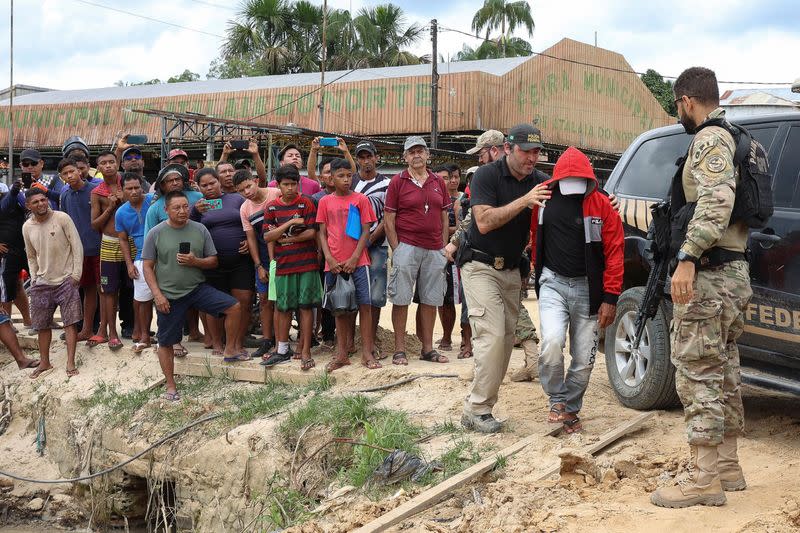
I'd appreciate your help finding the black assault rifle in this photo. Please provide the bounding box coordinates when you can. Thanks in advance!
[631,201,672,351]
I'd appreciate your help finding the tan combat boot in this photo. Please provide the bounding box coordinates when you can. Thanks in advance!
[508,339,539,382]
[650,445,727,508]
[718,437,746,491]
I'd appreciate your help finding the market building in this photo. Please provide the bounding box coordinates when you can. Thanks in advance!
[0,38,672,181]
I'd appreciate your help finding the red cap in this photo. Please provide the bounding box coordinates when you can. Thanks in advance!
[168,148,188,161]
[552,146,595,181]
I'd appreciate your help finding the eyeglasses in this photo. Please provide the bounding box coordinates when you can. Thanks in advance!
[673,95,697,105]
[124,154,143,161]
[20,160,38,167]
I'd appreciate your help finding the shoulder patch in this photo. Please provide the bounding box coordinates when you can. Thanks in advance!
[706,155,727,173]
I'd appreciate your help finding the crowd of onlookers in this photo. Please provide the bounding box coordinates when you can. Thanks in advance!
[0,134,480,400]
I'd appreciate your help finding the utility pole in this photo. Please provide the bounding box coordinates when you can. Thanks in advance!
[8,0,13,181]
[318,0,328,132]
[430,19,439,150]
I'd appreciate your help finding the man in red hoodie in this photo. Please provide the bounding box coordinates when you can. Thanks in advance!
[530,147,623,433]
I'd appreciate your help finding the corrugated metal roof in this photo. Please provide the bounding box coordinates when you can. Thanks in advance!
[720,87,800,105]
[3,56,530,106]
[725,91,798,106]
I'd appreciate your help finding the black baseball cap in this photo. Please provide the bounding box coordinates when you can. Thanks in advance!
[506,124,544,150]
[122,146,143,159]
[20,148,42,162]
[355,141,376,156]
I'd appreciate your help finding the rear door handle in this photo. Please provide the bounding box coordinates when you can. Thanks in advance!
[750,231,782,248]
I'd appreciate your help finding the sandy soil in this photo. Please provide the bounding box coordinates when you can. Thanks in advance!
[1,296,799,532]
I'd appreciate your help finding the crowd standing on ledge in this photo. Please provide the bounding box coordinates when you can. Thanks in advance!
[0,65,756,510]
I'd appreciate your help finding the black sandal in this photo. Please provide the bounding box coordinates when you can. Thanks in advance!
[392,352,408,365]
[548,403,566,423]
[420,349,449,363]
[562,414,583,434]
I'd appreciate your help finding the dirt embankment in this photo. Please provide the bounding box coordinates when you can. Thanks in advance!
[1,299,799,532]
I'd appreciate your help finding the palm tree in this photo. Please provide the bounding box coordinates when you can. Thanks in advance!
[455,37,532,61]
[354,5,426,67]
[471,0,534,56]
[223,0,293,75]
[287,0,324,73]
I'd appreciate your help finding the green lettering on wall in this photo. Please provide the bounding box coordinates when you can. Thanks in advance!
[224,98,237,117]
[324,91,342,112]
[392,84,409,110]
[297,94,314,114]
[102,106,112,125]
[346,89,362,111]
[253,96,266,116]
[53,109,65,127]
[275,94,294,116]
[88,106,101,126]
[415,83,430,107]
[366,87,386,110]
[73,107,88,126]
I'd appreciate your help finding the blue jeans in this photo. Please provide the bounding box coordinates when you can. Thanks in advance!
[537,267,598,414]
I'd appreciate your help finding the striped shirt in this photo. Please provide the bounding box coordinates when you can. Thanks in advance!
[351,172,390,247]
[263,194,318,275]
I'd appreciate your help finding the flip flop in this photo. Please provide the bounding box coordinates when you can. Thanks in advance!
[362,358,382,370]
[325,358,351,372]
[436,339,453,351]
[29,366,54,379]
[392,352,408,366]
[66,368,80,377]
[458,347,473,359]
[300,358,316,371]
[223,353,252,363]
[420,349,449,363]
[85,335,108,348]
[173,346,188,358]
[161,391,181,402]
[132,342,151,354]
[108,339,124,351]
[211,349,224,356]
[20,359,40,369]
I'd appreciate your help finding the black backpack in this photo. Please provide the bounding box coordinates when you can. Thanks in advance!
[708,119,774,228]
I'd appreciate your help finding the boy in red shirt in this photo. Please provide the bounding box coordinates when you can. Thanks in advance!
[317,159,379,371]
[262,165,322,370]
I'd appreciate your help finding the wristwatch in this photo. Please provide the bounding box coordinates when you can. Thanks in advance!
[676,251,697,264]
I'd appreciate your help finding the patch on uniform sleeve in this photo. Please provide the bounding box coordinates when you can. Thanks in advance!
[706,155,727,173]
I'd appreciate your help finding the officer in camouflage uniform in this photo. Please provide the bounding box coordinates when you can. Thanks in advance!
[651,67,753,509]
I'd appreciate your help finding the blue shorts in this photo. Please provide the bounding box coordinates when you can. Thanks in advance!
[156,283,238,347]
[324,266,371,308]
[254,268,269,294]
[0,311,9,326]
[368,246,388,307]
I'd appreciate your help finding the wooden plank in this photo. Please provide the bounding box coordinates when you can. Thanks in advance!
[353,425,563,533]
[355,412,655,533]
[174,355,331,386]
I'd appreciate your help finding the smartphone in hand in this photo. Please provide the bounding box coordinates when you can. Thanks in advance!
[206,198,223,210]
[126,134,148,145]
[319,137,338,147]
[179,242,191,254]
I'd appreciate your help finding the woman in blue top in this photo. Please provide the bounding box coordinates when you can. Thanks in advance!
[190,168,254,357]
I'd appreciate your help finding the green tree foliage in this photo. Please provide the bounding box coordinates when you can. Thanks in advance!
[209,0,427,79]
[471,0,534,57]
[455,36,532,61]
[114,69,201,87]
[641,69,677,116]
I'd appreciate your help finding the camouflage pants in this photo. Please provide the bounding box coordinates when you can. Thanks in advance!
[515,288,539,343]
[671,260,752,446]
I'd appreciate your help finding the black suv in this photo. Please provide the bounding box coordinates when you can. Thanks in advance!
[603,112,800,410]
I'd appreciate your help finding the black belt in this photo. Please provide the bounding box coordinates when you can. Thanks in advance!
[468,248,519,270]
[697,248,748,270]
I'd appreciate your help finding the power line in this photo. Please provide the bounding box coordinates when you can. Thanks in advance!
[185,0,236,10]
[73,0,224,39]
[439,26,794,86]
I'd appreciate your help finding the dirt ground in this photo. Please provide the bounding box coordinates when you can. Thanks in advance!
[1,296,799,532]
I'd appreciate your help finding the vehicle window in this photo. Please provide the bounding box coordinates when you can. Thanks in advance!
[615,134,691,199]
[749,127,778,153]
[773,126,800,208]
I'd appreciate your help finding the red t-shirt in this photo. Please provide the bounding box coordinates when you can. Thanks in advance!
[316,192,377,271]
[384,169,451,250]
[263,194,318,275]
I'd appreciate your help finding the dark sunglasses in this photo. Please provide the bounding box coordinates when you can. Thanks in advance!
[124,154,143,161]
[20,160,38,167]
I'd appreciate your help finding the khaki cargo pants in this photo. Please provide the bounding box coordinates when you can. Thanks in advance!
[671,260,752,446]
[461,261,521,416]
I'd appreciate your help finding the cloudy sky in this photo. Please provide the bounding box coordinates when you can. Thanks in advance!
[0,0,798,92]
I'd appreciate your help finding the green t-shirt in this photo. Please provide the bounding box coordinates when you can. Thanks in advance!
[141,220,217,299]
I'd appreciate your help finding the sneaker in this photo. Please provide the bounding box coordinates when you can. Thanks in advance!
[243,335,262,349]
[461,412,503,433]
[253,338,276,359]
[260,348,292,367]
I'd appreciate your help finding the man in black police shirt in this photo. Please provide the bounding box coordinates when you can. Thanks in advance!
[459,124,551,433]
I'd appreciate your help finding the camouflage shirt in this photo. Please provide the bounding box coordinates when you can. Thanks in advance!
[680,107,748,258]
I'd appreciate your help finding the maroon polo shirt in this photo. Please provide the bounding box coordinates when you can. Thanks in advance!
[385,169,451,250]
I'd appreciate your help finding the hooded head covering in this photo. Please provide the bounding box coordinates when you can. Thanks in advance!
[550,147,597,196]
[153,163,191,199]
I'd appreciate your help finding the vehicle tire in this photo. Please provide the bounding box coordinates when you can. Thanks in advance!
[604,286,680,410]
